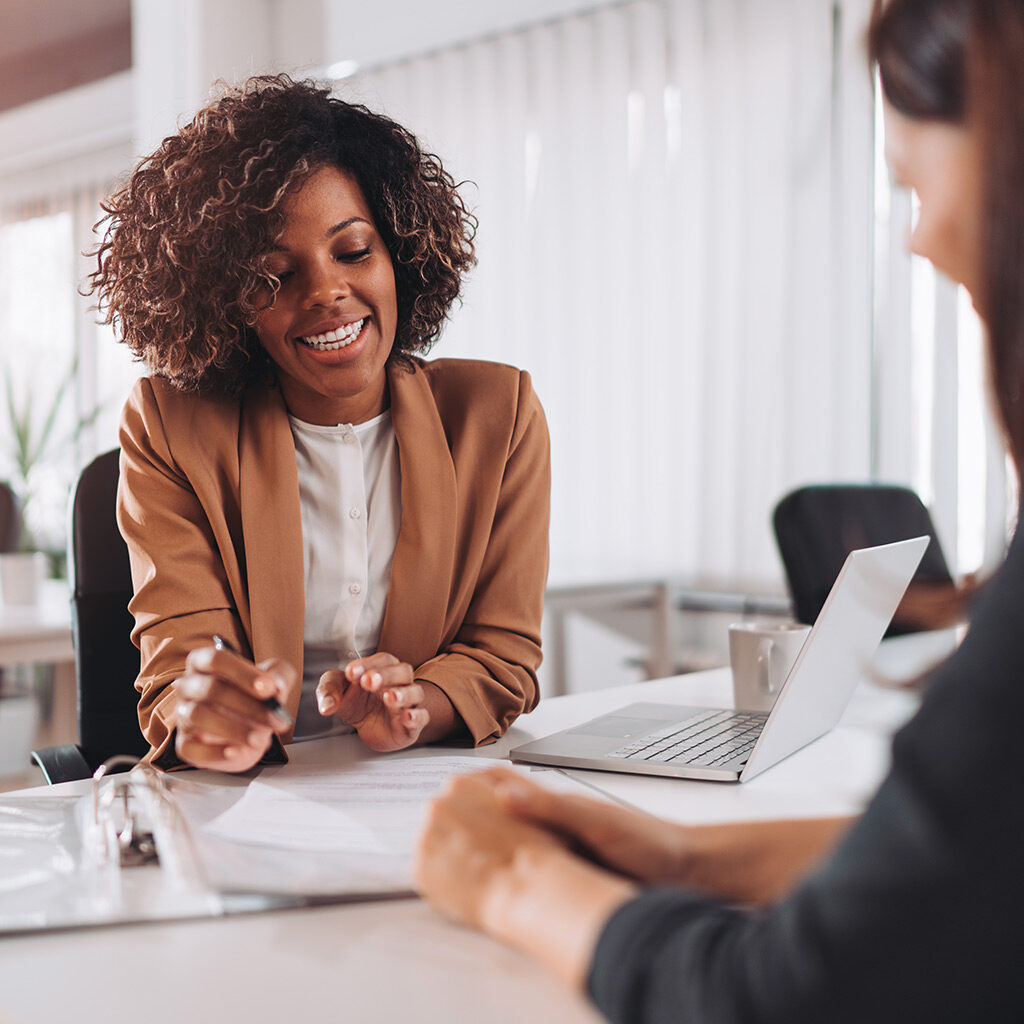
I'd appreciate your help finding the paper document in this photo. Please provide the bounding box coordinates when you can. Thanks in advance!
[179,756,585,898]
[202,756,488,853]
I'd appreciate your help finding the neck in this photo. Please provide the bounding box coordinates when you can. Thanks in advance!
[280,375,389,426]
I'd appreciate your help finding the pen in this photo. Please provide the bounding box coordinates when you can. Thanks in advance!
[212,634,294,728]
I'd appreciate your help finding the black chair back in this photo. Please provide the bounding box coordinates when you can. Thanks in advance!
[773,483,953,636]
[0,481,22,552]
[69,449,147,766]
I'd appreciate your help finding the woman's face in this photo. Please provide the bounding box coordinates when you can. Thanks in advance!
[883,102,982,302]
[254,165,398,425]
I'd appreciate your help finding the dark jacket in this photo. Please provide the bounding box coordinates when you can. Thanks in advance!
[591,509,1024,1023]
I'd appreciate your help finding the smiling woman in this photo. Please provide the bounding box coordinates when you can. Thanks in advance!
[87,75,550,773]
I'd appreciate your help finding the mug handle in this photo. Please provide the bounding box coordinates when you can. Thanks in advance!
[756,636,777,694]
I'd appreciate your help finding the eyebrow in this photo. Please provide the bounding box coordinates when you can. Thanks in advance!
[269,217,371,253]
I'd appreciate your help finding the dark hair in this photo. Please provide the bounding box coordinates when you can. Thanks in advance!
[87,75,477,393]
[869,0,1024,472]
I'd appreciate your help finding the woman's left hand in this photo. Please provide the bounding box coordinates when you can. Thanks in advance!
[317,652,452,751]
[416,769,637,988]
[416,770,565,927]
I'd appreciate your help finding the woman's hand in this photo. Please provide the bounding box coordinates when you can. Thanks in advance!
[450,768,853,906]
[173,645,294,772]
[416,770,636,988]
[488,768,691,884]
[316,652,459,752]
[416,770,566,928]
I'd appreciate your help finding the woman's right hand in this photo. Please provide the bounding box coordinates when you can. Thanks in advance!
[172,644,294,772]
[496,769,852,904]
[488,769,691,885]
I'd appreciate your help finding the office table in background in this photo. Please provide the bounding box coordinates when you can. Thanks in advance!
[0,582,76,780]
[0,632,951,1024]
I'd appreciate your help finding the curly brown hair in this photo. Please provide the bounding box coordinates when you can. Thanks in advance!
[87,74,477,393]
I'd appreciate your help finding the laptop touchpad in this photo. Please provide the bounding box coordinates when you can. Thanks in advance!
[568,715,663,738]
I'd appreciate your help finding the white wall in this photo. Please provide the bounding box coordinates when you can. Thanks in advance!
[130,0,622,153]
[0,0,1007,601]
[325,0,622,69]
[348,0,877,589]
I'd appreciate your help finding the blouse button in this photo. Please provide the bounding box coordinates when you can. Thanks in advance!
[349,583,361,595]
[349,507,362,519]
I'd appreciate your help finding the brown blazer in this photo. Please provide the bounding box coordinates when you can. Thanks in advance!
[117,357,550,767]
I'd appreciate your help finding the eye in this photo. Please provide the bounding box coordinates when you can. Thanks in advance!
[336,248,371,263]
[273,268,295,284]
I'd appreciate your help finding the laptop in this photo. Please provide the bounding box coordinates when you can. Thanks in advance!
[512,536,929,782]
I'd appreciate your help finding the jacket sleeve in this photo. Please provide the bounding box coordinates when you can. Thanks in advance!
[117,379,286,770]
[588,517,1024,1023]
[414,371,550,745]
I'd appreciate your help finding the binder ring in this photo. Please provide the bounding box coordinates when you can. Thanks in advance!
[92,756,162,866]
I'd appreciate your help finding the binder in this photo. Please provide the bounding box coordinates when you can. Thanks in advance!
[0,756,410,938]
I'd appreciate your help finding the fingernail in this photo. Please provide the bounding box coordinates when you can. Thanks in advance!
[247,731,262,747]
[270,707,293,729]
[384,690,398,705]
[254,678,273,697]
[369,672,382,689]
[349,664,364,679]
[319,696,336,714]
[224,746,239,758]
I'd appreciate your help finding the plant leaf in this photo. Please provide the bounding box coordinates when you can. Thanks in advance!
[26,355,79,471]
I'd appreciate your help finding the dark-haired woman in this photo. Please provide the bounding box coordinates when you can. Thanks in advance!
[416,1,1024,1020]
[91,76,549,772]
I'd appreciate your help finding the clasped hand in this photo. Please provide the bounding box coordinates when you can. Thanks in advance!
[415,769,642,987]
[417,767,688,918]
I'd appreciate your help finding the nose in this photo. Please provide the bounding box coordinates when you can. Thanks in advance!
[302,258,349,308]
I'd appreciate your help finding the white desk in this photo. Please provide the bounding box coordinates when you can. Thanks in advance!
[0,583,76,767]
[0,634,945,1024]
[0,582,74,667]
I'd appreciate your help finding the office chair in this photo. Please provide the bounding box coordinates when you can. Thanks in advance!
[31,449,147,783]
[772,483,955,637]
[0,481,22,552]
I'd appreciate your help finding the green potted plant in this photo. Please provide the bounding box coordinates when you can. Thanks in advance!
[1,357,101,603]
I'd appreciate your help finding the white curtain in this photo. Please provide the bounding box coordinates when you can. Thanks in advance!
[0,0,1007,585]
[873,123,1012,575]
[0,182,137,552]
[345,0,879,588]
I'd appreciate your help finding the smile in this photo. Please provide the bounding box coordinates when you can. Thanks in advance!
[298,318,366,351]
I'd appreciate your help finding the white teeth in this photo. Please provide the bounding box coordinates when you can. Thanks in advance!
[300,318,366,350]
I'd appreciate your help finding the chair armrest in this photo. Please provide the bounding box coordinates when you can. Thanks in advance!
[30,744,92,785]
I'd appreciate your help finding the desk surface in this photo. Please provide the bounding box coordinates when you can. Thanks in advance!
[0,632,948,1024]
[0,581,73,666]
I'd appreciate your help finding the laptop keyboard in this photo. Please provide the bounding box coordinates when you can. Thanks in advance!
[609,709,768,768]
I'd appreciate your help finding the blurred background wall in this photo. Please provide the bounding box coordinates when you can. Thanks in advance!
[0,0,1011,689]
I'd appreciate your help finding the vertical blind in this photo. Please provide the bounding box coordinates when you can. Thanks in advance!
[0,0,1010,584]
[345,0,884,588]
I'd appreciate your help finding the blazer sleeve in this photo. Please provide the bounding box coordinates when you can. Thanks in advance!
[117,379,286,770]
[414,371,550,745]
[587,516,1024,1023]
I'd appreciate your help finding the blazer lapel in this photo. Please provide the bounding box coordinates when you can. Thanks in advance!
[378,362,458,666]
[239,382,305,719]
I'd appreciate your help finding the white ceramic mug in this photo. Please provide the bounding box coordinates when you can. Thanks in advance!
[729,620,811,712]
[0,552,46,607]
